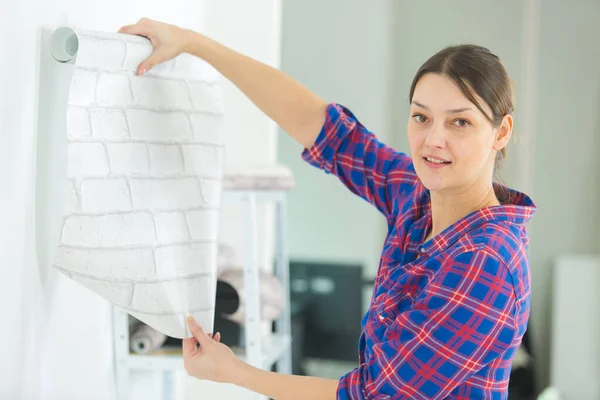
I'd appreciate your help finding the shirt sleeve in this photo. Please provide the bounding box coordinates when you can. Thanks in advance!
[301,103,419,218]
[337,250,519,399]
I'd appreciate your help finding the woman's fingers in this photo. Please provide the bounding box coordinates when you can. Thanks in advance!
[118,21,160,75]
[118,18,186,75]
[187,316,212,347]
[182,337,198,357]
[214,332,221,343]
[117,22,151,38]
[137,51,166,75]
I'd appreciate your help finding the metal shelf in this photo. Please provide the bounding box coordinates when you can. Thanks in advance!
[112,185,293,400]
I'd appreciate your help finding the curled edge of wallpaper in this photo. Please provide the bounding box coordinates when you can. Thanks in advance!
[48,27,225,339]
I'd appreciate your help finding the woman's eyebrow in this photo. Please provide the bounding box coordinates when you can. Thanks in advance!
[411,100,474,114]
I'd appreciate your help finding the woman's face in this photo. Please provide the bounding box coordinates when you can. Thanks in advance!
[407,73,511,196]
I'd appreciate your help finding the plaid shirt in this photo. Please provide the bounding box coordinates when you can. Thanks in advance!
[301,103,537,399]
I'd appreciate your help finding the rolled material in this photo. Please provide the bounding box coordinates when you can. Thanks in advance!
[217,269,285,324]
[130,322,167,354]
[47,27,225,339]
[50,27,80,63]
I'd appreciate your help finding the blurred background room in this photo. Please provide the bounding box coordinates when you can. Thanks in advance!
[278,1,600,400]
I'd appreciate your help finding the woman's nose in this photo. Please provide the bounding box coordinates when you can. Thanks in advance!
[424,124,446,148]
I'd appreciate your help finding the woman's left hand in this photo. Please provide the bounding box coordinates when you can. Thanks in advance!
[183,316,244,383]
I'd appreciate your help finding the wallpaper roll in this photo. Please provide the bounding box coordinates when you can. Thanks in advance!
[217,269,285,325]
[48,27,225,338]
[130,321,168,354]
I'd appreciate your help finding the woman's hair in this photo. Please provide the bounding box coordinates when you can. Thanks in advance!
[408,44,514,203]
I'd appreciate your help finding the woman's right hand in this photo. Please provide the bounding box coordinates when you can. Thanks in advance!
[118,18,194,76]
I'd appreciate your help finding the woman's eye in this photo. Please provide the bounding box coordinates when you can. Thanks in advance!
[412,114,427,123]
[454,119,470,127]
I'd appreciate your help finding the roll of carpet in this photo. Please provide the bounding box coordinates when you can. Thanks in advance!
[216,269,285,325]
[130,322,168,354]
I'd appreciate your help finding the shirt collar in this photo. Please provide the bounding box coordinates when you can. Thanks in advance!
[417,183,537,255]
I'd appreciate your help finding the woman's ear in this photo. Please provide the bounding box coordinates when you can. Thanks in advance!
[493,114,513,152]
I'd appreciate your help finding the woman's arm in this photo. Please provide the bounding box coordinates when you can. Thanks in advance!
[118,19,420,217]
[119,18,327,148]
[301,104,419,217]
[233,363,338,400]
[183,316,338,400]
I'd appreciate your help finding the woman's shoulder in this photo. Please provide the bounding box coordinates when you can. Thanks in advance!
[448,186,536,274]
[470,220,529,261]
[451,220,531,304]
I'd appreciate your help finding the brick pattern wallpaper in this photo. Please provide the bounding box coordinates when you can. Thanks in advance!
[51,29,225,338]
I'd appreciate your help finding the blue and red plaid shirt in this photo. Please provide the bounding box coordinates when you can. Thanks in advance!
[301,103,537,399]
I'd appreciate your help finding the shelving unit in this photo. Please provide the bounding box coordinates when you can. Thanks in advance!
[112,182,293,400]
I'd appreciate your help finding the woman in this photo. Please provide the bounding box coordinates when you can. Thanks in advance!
[118,18,537,399]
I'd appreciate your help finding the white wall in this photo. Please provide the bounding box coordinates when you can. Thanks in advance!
[0,0,281,399]
[550,256,600,399]
[528,0,600,389]
[278,0,396,294]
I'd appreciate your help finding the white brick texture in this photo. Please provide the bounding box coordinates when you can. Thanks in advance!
[131,76,191,109]
[66,107,91,138]
[55,29,226,338]
[190,113,224,145]
[130,178,203,210]
[68,69,97,106]
[182,144,223,179]
[127,110,192,141]
[90,109,129,139]
[65,180,80,213]
[199,178,222,207]
[106,143,150,174]
[80,178,131,213]
[186,210,220,241]
[75,36,126,70]
[154,243,218,277]
[154,212,190,243]
[96,73,133,107]
[148,144,184,174]
[73,274,133,307]
[67,143,109,178]
[131,275,215,314]
[61,212,156,247]
[53,246,156,280]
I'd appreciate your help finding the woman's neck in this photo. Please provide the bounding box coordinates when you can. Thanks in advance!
[426,183,499,241]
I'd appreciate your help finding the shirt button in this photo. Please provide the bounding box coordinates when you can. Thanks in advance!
[378,315,385,321]
[420,247,426,253]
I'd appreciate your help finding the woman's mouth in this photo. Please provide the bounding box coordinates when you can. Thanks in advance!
[423,156,451,168]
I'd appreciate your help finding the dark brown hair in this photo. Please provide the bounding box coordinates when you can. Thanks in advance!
[408,44,514,203]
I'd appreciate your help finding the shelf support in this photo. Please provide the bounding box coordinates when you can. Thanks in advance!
[274,196,292,374]
[243,193,263,368]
